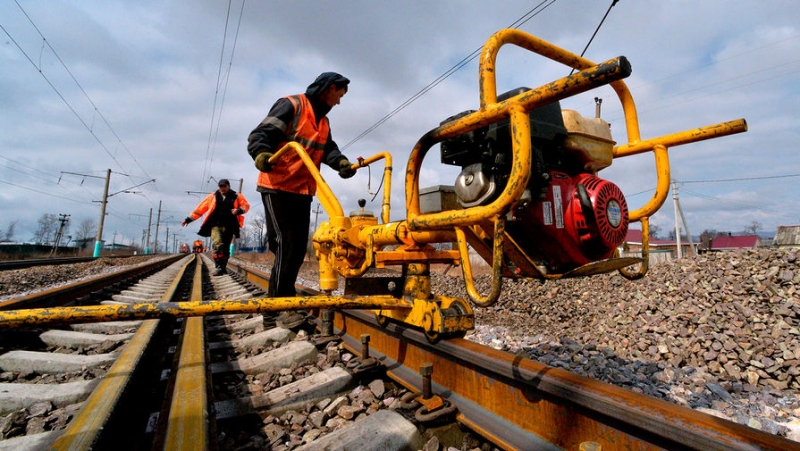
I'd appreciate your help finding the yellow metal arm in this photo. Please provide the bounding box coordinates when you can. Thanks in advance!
[270,142,344,218]
[354,152,393,224]
[405,57,632,230]
[614,119,748,158]
[455,219,504,308]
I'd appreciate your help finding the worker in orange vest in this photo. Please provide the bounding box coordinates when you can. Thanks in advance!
[247,72,356,296]
[182,179,250,276]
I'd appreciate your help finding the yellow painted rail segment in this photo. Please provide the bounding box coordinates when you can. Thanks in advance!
[50,256,192,450]
[165,255,209,450]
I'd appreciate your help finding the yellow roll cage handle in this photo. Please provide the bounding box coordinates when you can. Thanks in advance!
[269,143,394,225]
[619,216,651,281]
[455,218,505,308]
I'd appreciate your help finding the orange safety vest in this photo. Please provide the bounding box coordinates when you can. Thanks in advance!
[256,94,330,195]
[189,191,250,230]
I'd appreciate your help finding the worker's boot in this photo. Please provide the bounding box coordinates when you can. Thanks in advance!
[212,255,225,276]
[217,256,228,276]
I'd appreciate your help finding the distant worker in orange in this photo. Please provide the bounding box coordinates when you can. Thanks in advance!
[182,179,250,276]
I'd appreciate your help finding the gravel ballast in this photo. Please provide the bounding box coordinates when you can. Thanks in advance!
[432,248,800,441]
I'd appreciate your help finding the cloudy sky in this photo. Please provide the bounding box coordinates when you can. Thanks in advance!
[1,1,798,251]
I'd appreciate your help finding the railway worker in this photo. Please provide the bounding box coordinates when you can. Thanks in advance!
[181,179,250,276]
[247,72,356,297]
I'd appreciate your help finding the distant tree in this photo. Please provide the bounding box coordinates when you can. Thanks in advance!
[248,212,267,248]
[32,213,58,244]
[75,217,96,242]
[649,224,662,240]
[743,221,762,235]
[236,226,249,248]
[699,229,722,250]
[0,220,17,242]
[667,229,690,241]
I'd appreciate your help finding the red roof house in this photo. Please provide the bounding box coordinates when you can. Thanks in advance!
[710,235,761,251]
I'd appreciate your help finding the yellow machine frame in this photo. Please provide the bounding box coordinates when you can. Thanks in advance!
[304,29,746,340]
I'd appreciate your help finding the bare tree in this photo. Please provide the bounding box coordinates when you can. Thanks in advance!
[75,218,97,242]
[32,214,58,244]
[649,224,662,240]
[0,220,17,242]
[248,212,267,248]
[699,229,728,250]
[743,221,762,235]
[237,222,251,248]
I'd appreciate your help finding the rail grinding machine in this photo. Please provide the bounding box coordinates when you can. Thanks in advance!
[306,29,747,342]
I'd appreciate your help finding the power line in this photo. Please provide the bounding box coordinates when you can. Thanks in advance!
[628,173,800,198]
[0,179,94,204]
[341,0,559,150]
[201,0,246,190]
[591,33,800,124]
[570,0,619,74]
[679,188,796,221]
[681,173,800,184]
[10,1,152,183]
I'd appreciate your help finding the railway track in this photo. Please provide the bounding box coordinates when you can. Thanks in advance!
[0,255,796,450]
[0,256,143,271]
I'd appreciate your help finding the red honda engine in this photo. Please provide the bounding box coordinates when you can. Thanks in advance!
[510,171,628,272]
[441,88,629,274]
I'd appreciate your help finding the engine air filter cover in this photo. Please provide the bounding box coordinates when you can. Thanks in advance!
[575,173,629,252]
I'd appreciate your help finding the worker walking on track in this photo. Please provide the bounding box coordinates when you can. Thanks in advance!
[247,72,356,297]
[182,179,250,276]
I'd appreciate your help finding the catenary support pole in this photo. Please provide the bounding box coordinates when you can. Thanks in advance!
[93,169,111,258]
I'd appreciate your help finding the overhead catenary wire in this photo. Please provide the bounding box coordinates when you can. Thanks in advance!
[10,0,153,185]
[200,0,246,192]
[341,0,559,151]
[569,0,619,75]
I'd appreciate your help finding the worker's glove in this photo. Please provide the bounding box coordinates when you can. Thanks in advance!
[337,158,356,179]
[255,152,274,173]
[181,217,193,227]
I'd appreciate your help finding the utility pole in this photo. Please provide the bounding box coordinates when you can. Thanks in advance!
[61,169,154,257]
[165,227,169,254]
[312,203,322,232]
[154,201,162,254]
[50,213,70,257]
[676,192,696,257]
[145,208,153,254]
[672,180,697,258]
[93,169,112,257]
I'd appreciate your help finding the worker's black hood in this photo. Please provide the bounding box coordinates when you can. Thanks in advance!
[305,72,350,98]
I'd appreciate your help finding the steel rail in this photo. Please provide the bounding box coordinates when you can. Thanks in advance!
[50,255,194,450]
[224,261,794,451]
[0,256,97,270]
[0,254,184,310]
[331,310,794,451]
[164,254,211,450]
[334,311,797,451]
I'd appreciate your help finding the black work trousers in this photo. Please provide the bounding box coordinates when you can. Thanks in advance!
[261,190,312,298]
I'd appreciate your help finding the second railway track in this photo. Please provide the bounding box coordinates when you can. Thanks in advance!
[0,254,796,450]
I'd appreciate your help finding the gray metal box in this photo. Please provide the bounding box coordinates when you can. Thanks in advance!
[419,185,458,213]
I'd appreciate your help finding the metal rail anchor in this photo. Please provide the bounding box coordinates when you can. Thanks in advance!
[311,308,341,348]
[399,363,457,423]
[346,333,381,374]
